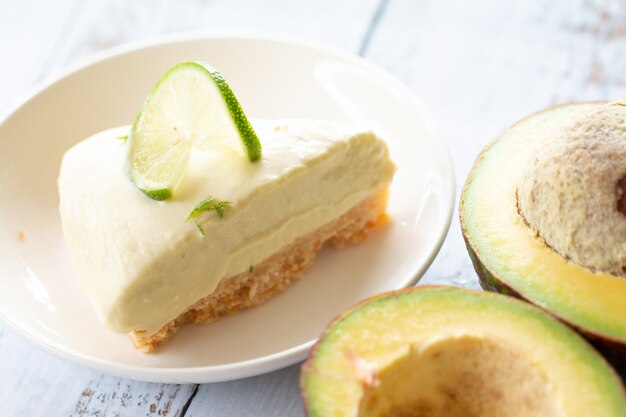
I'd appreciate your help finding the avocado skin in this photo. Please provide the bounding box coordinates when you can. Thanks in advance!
[300,285,626,416]
[461,167,626,382]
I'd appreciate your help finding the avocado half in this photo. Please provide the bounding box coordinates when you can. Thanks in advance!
[460,102,626,372]
[300,286,626,417]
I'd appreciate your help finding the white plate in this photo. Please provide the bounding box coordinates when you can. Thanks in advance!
[0,35,454,383]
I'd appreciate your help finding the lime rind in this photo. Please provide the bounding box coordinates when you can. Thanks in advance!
[144,188,173,201]
[186,196,230,236]
[127,61,262,201]
[205,68,262,162]
[186,196,230,221]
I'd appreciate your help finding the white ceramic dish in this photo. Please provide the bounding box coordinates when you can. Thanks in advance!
[0,35,454,383]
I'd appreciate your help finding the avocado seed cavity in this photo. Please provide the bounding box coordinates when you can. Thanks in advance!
[358,336,557,417]
[517,102,626,277]
[618,176,626,216]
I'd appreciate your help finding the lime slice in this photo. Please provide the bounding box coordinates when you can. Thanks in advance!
[127,61,262,200]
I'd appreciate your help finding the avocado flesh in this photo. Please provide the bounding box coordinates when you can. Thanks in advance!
[460,103,626,361]
[301,287,626,417]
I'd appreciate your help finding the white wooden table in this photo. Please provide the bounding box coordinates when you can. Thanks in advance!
[1,1,625,415]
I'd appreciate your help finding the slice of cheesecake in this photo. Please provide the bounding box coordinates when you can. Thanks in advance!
[59,119,395,352]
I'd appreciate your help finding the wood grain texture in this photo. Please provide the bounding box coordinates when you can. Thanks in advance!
[0,0,78,110]
[0,328,196,417]
[39,0,381,77]
[186,366,303,416]
[2,0,626,416]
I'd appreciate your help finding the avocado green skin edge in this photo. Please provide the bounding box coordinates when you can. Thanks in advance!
[299,289,393,416]
[462,230,626,379]
[298,286,626,415]
[459,101,626,379]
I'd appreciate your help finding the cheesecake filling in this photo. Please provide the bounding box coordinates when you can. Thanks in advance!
[59,120,396,334]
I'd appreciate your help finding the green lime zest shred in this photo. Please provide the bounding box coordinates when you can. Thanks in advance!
[187,197,230,236]
[187,196,230,223]
[193,221,206,237]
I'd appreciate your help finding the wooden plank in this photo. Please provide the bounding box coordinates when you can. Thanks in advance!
[0,328,197,417]
[186,365,303,417]
[362,0,626,289]
[0,0,78,110]
[41,0,381,77]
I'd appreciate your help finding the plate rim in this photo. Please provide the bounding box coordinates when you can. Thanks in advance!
[0,33,455,383]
